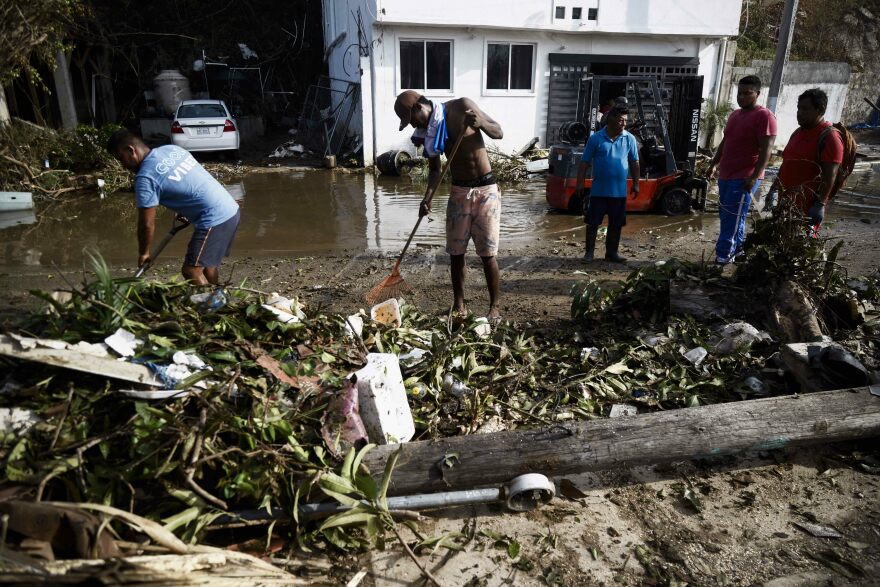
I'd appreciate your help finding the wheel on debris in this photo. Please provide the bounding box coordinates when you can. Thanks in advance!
[659,187,692,216]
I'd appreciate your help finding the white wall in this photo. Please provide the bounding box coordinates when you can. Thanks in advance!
[370,25,722,156]
[323,0,739,162]
[726,63,851,146]
[376,0,742,36]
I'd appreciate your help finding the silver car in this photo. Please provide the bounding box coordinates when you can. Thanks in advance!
[171,99,240,156]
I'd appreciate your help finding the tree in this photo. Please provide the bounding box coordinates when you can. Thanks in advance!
[0,0,83,85]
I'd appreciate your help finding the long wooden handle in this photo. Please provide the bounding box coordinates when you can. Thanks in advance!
[396,126,469,265]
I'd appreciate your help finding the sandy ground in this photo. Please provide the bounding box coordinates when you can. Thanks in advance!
[0,167,878,585]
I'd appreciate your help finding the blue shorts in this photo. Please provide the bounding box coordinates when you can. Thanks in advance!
[185,209,240,268]
[584,196,626,228]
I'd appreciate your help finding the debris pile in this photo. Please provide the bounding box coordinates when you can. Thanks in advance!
[0,207,878,578]
[0,120,130,198]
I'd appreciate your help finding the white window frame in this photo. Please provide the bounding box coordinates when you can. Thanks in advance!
[397,38,454,95]
[482,41,536,96]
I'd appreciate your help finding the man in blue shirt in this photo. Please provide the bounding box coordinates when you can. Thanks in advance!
[574,108,640,263]
[107,130,240,285]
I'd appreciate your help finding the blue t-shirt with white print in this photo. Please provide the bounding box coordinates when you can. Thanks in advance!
[134,145,238,229]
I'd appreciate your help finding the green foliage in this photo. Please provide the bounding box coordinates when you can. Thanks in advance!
[0,120,129,195]
[0,1,84,85]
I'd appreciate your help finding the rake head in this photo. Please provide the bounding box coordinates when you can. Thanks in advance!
[364,266,412,306]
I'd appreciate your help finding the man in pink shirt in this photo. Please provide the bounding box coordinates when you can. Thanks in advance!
[706,75,777,264]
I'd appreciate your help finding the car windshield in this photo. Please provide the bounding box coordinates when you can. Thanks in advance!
[177,104,227,118]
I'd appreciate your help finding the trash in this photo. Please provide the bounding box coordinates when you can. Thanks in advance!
[580,347,600,361]
[525,158,549,173]
[344,313,364,338]
[269,142,305,158]
[370,298,402,328]
[608,403,638,418]
[261,293,304,324]
[8,333,68,351]
[172,351,208,370]
[0,407,40,436]
[442,373,473,398]
[70,341,110,357]
[104,328,144,357]
[476,415,507,434]
[0,334,162,386]
[713,321,771,355]
[353,353,414,444]
[683,346,708,366]
[190,288,228,313]
[559,478,588,500]
[808,345,870,388]
[743,376,766,394]
[321,376,369,458]
[644,335,669,347]
[473,317,492,338]
[399,347,428,366]
[118,388,195,400]
[794,521,843,539]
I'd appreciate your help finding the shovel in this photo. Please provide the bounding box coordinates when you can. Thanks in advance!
[134,215,191,278]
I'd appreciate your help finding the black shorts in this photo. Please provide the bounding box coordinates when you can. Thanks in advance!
[584,196,627,228]
[184,209,240,268]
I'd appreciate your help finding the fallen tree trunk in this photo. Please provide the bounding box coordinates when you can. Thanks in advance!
[363,387,880,495]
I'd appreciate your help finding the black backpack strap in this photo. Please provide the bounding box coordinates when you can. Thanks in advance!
[816,125,835,163]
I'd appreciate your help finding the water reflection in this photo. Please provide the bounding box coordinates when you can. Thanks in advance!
[0,165,876,269]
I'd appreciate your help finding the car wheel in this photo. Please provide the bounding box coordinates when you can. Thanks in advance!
[659,188,692,216]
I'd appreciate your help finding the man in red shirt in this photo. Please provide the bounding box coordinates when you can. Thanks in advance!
[772,88,843,237]
[706,75,777,264]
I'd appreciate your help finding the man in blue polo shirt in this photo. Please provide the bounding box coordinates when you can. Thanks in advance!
[575,107,640,262]
[107,130,240,285]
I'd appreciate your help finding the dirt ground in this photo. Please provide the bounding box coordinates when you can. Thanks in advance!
[0,166,878,585]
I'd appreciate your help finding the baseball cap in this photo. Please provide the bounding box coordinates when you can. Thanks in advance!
[394,90,421,131]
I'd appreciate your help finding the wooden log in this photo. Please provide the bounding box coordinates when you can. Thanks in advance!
[363,387,880,496]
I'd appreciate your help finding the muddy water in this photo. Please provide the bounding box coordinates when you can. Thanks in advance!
[0,165,876,270]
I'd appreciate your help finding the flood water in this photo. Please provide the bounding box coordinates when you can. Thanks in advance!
[0,164,877,271]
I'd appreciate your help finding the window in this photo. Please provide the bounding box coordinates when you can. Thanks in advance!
[555,6,565,18]
[486,43,535,91]
[400,40,452,91]
[588,7,598,20]
[572,7,582,19]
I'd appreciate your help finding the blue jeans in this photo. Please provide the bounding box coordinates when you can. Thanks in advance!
[715,178,761,263]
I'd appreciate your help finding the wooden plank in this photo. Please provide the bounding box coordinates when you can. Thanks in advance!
[0,335,163,387]
[363,387,880,495]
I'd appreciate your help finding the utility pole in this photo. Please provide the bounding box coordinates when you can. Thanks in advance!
[766,0,799,114]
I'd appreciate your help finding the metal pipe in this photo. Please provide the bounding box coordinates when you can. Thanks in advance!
[209,474,553,526]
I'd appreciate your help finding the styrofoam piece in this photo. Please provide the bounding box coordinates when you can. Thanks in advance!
[345,314,364,338]
[172,351,207,369]
[0,407,40,435]
[70,341,109,357]
[104,328,142,357]
[473,317,491,338]
[354,353,414,444]
[683,346,708,366]
[370,298,401,328]
[609,403,638,418]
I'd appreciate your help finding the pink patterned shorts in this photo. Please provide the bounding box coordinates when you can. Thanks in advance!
[445,184,501,257]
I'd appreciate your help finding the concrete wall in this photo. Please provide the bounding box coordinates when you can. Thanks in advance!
[728,61,851,147]
[325,0,741,163]
[376,0,742,36]
[839,8,880,125]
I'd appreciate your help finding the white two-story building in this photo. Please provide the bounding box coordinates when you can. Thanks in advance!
[322,0,743,164]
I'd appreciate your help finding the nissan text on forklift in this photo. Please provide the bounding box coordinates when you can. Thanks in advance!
[546,75,708,216]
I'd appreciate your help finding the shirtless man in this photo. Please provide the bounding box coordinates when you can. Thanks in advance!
[394,91,504,320]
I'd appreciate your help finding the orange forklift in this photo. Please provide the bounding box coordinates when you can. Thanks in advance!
[546,75,708,216]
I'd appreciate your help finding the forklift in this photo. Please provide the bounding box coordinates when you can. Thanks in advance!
[546,75,708,216]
